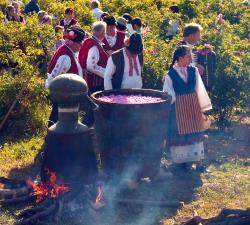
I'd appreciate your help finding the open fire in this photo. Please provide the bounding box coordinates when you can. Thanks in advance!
[94,184,105,208]
[26,169,70,203]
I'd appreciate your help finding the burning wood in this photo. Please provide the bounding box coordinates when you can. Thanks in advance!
[0,176,34,206]
[26,169,70,203]
[0,171,72,225]
[0,175,108,225]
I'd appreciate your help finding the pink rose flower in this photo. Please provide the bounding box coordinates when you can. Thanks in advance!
[217,13,225,24]
[235,51,241,56]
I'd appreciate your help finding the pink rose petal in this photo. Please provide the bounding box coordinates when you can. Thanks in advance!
[98,95,164,104]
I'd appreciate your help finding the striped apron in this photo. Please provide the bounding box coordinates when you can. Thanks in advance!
[175,92,203,135]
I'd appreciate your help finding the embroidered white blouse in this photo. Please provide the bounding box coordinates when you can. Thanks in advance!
[104,48,142,90]
[105,33,117,48]
[163,65,212,112]
[45,45,82,88]
[86,46,106,78]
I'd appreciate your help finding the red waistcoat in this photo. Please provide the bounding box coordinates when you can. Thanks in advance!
[59,18,78,30]
[102,31,125,52]
[78,37,108,89]
[48,44,79,75]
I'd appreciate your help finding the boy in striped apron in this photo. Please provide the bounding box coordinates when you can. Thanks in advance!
[163,45,212,170]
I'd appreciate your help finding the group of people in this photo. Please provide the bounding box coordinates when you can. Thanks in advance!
[3,0,213,171]
[46,19,211,172]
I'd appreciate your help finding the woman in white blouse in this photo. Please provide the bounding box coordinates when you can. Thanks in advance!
[163,45,212,171]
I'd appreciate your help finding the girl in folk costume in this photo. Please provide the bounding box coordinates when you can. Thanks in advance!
[163,45,212,170]
[46,26,85,127]
[102,15,125,56]
[59,8,78,31]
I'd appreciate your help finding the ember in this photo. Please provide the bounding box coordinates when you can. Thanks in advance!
[98,94,164,104]
[26,169,70,202]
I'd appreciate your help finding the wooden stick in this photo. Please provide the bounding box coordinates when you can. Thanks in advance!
[0,62,40,132]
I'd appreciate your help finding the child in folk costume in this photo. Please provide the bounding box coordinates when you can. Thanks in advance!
[59,8,78,31]
[163,45,212,170]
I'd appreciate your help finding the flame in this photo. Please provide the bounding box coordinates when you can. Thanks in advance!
[95,185,103,207]
[26,169,70,202]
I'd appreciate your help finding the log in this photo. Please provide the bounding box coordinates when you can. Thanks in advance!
[180,208,250,225]
[205,218,250,225]
[0,187,31,199]
[54,199,63,222]
[220,208,250,217]
[15,200,58,225]
[180,216,202,225]
[0,177,26,188]
[0,194,36,206]
[18,201,51,219]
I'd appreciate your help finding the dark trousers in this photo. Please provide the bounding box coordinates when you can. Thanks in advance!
[82,85,103,127]
[48,102,58,128]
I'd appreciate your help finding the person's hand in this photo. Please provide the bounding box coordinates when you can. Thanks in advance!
[197,64,205,75]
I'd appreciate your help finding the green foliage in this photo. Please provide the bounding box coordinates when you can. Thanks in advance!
[0,0,249,135]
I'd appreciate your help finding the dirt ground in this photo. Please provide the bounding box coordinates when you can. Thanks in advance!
[0,128,249,225]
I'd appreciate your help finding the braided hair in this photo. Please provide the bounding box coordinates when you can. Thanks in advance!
[169,45,191,69]
[66,26,85,43]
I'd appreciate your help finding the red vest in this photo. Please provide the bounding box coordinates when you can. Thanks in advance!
[59,18,78,30]
[78,37,108,89]
[48,44,79,75]
[102,31,125,52]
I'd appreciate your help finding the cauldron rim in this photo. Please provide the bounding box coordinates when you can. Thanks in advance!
[91,88,171,106]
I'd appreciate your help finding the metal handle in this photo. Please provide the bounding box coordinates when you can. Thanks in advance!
[86,95,99,111]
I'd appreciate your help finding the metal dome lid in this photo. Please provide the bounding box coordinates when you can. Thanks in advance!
[49,74,88,106]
